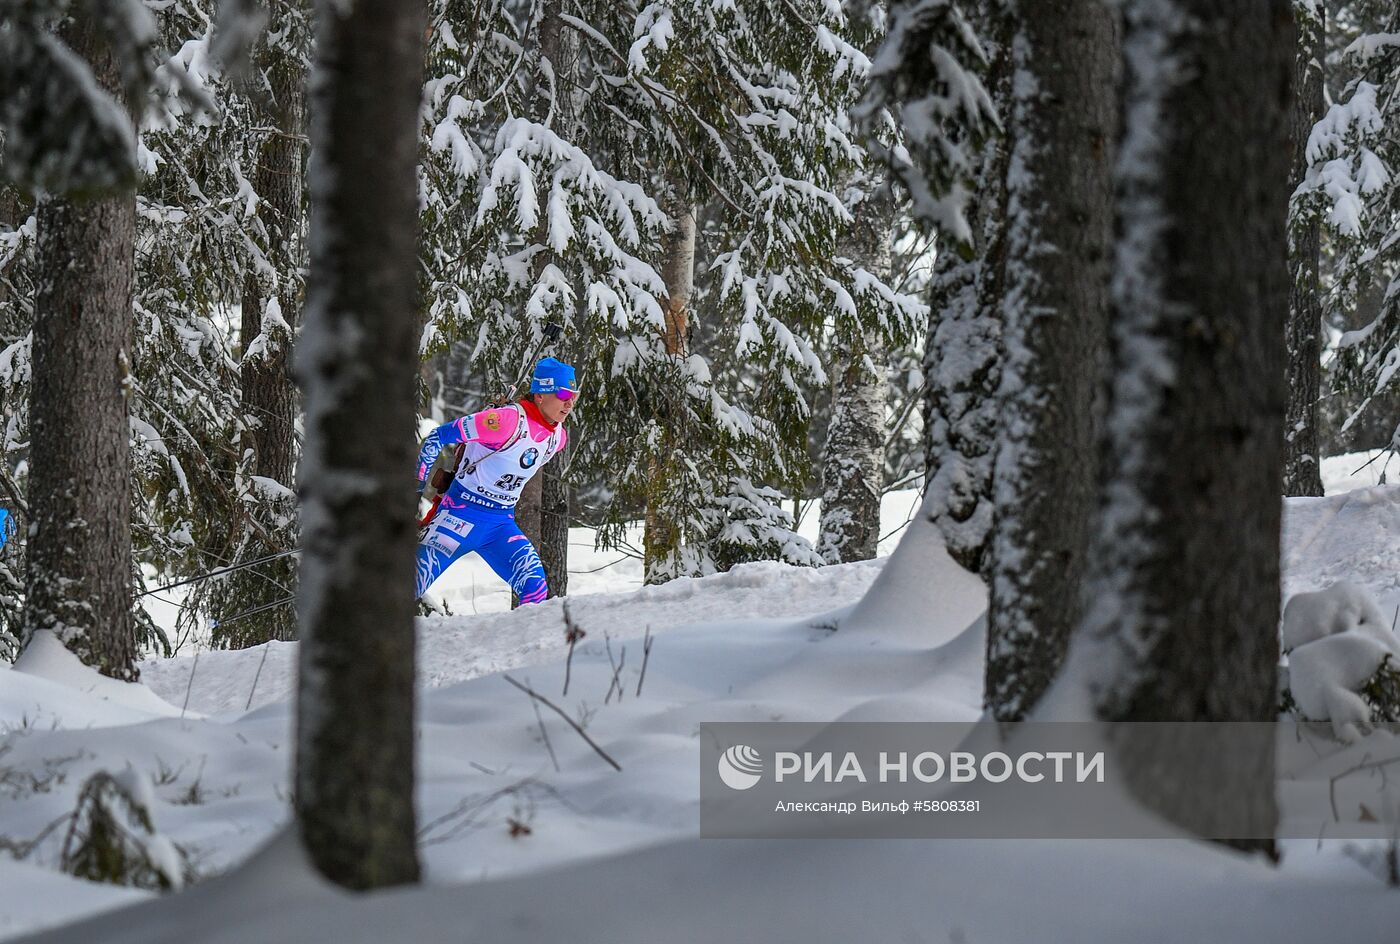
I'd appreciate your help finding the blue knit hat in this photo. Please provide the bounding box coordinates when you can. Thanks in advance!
[530,356,576,395]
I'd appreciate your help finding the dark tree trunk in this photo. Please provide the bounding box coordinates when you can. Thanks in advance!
[984,0,1118,721]
[219,1,308,648]
[1074,0,1292,849]
[513,460,569,603]
[20,16,137,681]
[923,3,1012,576]
[1284,3,1325,497]
[294,0,425,890]
[539,460,570,595]
[240,41,304,499]
[818,184,891,564]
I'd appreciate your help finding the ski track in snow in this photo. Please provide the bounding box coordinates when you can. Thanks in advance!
[2,472,1399,940]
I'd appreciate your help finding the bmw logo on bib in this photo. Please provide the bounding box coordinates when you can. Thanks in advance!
[520,447,539,469]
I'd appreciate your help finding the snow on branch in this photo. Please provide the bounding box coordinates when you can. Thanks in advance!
[854,0,997,246]
[0,0,213,192]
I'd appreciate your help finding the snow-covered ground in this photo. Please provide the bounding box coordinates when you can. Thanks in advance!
[2,459,1400,941]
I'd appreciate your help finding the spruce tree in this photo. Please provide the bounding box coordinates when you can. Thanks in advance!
[817,177,893,564]
[856,0,1000,586]
[24,159,140,679]
[1302,1,1400,456]
[511,0,579,598]
[921,0,1011,577]
[216,0,311,647]
[3,4,311,654]
[422,0,919,581]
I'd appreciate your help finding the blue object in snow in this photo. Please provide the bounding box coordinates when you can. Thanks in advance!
[0,508,11,552]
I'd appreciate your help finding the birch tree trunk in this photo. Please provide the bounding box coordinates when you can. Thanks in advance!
[818,185,891,564]
[1284,1,1325,498]
[20,15,137,681]
[643,188,696,583]
[1067,0,1292,849]
[984,0,1118,721]
[219,0,307,647]
[294,0,426,889]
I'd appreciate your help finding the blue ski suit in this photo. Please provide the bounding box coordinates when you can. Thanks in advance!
[415,400,567,602]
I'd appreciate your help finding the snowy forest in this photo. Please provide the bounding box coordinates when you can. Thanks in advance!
[1,0,1400,939]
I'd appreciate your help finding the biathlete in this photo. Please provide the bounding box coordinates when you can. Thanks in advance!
[415,357,576,602]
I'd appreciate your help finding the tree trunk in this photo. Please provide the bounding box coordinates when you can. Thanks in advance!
[512,460,570,603]
[534,0,577,597]
[539,460,569,595]
[1067,0,1292,849]
[643,189,696,583]
[1284,1,1325,497]
[818,185,891,564]
[20,16,137,681]
[984,0,1118,721]
[295,0,425,890]
[219,1,307,648]
[513,0,576,603]
[923,3,1012,577]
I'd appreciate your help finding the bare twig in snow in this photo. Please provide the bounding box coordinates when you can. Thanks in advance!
[562,602,586,697]
[603,634,625,704]
[635,626,654,698]
[526,677,560,773]
[502,674,621,772]
[1328,750,1400,822]
[418,778,569,847]
[244,645,271,711]
[181,652,200,718]
[607,645,626,704]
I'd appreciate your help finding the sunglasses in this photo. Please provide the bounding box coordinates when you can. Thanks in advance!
[555,388,577,402]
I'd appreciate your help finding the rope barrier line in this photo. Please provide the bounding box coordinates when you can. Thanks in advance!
[209,594,296,629]
[135,548,301,599]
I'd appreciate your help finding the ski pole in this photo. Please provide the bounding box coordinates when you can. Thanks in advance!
[209,594,296,629]
[136,548,301,599]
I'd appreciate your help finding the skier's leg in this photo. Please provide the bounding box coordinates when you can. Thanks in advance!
[415,510,492,599]
[476,522,549,604]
